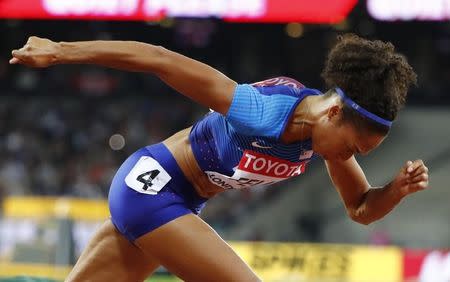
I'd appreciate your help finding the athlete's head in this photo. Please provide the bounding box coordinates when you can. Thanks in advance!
[313,34,417,161]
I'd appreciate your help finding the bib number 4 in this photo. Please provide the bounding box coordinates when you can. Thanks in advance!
[136,170,160,191]
[125,156,171,195]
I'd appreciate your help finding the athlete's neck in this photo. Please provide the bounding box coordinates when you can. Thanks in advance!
[281,94,338,144]
[280,95,315,143]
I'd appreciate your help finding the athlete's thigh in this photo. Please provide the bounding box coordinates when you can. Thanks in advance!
[135,213,261,282]
[66,219,160,282]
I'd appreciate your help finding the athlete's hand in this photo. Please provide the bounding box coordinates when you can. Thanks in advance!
[9,36,59,68]
[391,159,429,196]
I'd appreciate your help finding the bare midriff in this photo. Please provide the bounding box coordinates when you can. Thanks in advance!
[162,127,225,199]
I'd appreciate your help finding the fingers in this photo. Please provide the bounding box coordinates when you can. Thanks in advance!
[10,50,26,65]
[407,172,428,184]
[407,181,429,192]
[10,37,36,64]
[9,36,55,67]
[405,159,427,174]
[408,164,428,178]
[402,159,430,193]
[9,57,20,64]
[11,47,26,60]
[10,43,34,65]
[10,49,21,64]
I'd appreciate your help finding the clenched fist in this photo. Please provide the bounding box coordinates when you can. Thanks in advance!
[392,159,429,197]
[10,36,59,68]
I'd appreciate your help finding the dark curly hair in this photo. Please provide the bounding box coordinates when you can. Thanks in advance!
[321,34,417,135]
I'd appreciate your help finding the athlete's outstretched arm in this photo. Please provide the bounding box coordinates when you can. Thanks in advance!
[10,36,236,114]
[325,157,429,225]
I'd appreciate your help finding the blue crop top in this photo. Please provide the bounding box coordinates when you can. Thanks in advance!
[188,77,322,190]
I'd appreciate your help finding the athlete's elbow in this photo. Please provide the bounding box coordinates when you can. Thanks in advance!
[126,42,170,74]
[347,209,373,225]
[146,45,170,74]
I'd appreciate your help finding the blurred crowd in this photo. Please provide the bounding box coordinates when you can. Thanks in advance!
[0,95,276,228]
[0,97,193,197]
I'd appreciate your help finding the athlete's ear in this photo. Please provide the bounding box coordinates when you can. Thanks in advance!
[327,105,342,120]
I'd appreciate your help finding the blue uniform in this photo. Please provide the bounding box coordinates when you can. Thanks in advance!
[109,143,207,241]
[109,77,322,241]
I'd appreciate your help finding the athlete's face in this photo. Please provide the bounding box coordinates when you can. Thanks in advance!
[311,106,386,161]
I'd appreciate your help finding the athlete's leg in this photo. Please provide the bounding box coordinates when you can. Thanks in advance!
[66,219,160,282]
[135,213,261,282]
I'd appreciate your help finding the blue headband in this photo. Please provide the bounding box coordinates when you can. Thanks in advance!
[335,87,393,128]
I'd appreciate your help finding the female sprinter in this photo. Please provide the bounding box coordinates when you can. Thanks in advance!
[10,34,428,282]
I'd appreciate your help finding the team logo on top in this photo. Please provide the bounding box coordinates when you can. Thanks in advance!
[252,76,304,89]
[251,141,272,149]
[205,150,308,190]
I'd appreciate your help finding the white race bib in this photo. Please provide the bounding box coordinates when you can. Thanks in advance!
[125,156,171,195]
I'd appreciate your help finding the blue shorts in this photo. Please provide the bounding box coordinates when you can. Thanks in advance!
[108,143,208,241]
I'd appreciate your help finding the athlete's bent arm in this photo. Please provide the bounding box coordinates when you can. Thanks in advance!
[10,36,236,114]
[325,157,429,225]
